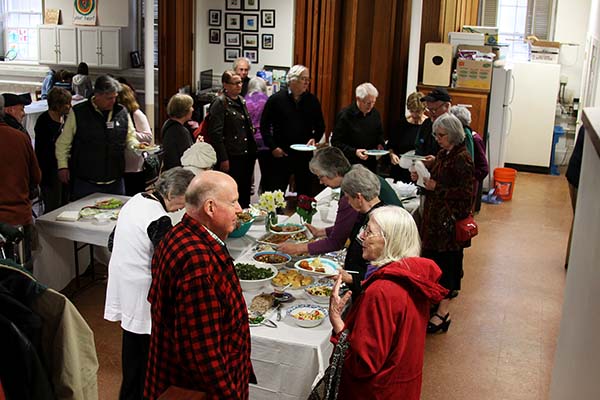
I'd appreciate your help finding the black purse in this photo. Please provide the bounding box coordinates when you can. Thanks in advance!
[142,152,161,185]
[308,329,350,400]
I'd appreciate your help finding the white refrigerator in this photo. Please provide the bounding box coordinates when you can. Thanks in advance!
[486,61,561,187]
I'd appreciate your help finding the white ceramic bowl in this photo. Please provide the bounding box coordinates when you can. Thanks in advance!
[253,251,292,269]
[304,282,334,304]
[287,304,328,328]
[236,264,278,292]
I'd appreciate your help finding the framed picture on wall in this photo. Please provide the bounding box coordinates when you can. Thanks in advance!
[242,14,259,32]
[209,29,221,44]
[261,9,275,28]
[226,0,242,11]
[261,33,273,50]
[225,32,241,47]
[225,13,241,30]
[208,9,221,26]
[243,33,258,48]
[243,48,258,63]
[243,0,259,11]
[225,47,241,62]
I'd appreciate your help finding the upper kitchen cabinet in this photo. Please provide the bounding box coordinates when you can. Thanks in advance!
[38,26,78,66]
[77,27,121,69]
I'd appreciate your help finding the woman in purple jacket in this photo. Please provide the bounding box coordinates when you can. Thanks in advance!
[245,77,270,192]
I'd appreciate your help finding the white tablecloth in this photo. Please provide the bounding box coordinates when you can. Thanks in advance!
[33,193,130,290]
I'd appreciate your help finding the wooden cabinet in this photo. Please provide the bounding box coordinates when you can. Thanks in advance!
[77,27,121,69]
[38,26,78,66]
[417,84,489,138]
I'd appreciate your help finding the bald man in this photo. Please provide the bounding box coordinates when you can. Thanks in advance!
[145,171,256,400]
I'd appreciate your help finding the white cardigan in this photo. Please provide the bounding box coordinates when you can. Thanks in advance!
[124,109,153,173]
[104,193,166,334]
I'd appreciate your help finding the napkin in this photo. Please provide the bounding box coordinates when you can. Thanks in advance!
[56,211,80,222]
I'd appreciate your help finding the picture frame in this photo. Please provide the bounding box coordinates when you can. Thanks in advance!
[243,48,258,63]
[208,9,221,26]
[261,9,275,28]
[243,33,258,48]
[224,47,241,62]
[243,0,260,11]
[242,14,259,32]
[209,29,221,44]
[130,51,142,68]
[225,0,242,11]
[225,13,241,30]
[261,33,273,50]
[225,32,241,47]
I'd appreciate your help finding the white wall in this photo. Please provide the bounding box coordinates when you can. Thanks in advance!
[195,0,295,88]
[554,0,591,103]
[46,0,130,27]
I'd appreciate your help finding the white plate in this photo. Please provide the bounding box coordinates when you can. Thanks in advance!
[400,153,428,161]
[294,257,340,276]
[248,308,277,327]
[365,149,390,156]
[287,304,328,328]
[290,144,317,152]
[134,145,161,155]
[269,223,306,235]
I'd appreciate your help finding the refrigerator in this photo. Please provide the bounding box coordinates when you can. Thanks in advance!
[485,61,561,188]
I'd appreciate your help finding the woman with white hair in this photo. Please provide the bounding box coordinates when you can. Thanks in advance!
[260,64,325,197]
[322,205,447,400]
[331,82,385,173]
[410,112,474,333]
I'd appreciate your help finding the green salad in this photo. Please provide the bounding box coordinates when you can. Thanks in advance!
[248,314,265,325]
[235,263,274,280]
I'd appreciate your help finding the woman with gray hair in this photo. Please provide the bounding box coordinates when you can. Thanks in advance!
[331,82,385,173]
[105,167,195,400]
[324,205,447,399]
[410,112,474,333]
[278,147,401,258]
[245,76,270,192]
[161,93,195,171]
[260,64,325,197]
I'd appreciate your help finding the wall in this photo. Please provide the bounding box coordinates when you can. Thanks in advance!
[46,0,130,27]
[554,0,591,104]
[195,0,295,87]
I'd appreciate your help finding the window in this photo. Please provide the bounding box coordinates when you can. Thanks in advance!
[482,0,555,61]
[139,0,158,67]
[0,0,42,61]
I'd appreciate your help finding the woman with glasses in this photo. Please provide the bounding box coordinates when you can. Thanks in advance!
[387,91,428,183]
[207,70,257,207]
[410,113,474,334]
[324,206,447,400]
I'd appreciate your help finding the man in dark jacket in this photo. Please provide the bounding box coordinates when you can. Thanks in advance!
[55,75,138,200]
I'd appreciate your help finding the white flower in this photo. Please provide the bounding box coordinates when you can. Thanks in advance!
[258,190,286,213]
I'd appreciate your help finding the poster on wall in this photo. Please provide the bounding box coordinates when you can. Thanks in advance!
[73,0,97,26]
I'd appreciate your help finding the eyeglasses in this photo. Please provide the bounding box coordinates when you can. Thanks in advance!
[432,132,448,139]
[357,224,384,244]
[299,77,311,82]
[426,103,446,114]
[358,98,376,106]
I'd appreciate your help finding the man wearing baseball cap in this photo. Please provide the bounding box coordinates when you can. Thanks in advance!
[1,92,32,134]
[417,87,473,158]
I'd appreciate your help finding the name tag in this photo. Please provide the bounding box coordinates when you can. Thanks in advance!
[106,121,115,129]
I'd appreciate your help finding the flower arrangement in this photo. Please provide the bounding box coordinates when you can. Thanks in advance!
[257,190,286,213]
[296,194,317,224]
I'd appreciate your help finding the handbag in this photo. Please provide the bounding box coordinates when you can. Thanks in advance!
[308,329,350,400]
[455,214,478,242]
[142,153,161,185]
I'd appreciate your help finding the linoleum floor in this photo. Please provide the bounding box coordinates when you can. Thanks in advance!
[72,171,568,400]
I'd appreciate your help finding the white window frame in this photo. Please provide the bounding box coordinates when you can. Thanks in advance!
[138,0,158,67]
[0,0,43,61]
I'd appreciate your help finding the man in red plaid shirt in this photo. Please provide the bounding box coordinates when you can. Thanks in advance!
[144,170,256,399]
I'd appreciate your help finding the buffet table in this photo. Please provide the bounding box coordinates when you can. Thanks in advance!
[33,193,129,291]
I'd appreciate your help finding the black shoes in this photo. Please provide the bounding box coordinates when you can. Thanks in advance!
[427,312,451,334]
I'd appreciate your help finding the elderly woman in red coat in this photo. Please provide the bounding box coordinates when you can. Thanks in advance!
[327,206,447,400]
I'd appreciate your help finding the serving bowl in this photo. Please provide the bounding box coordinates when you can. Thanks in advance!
[304,281,334,304]
[287,304,328,328]
[253,251,292,269]
[235,263,278,292]
[229,218,255,238]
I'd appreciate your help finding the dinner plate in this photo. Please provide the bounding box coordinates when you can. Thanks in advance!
[248,308,277,327]
[400,153,428,161]
[365,149,390,156]
[294,257,340,276]
[134,145,161,155]
[290,144,317,152]
[269,223,306,235]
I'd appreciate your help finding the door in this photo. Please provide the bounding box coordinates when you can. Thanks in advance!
[77,27,99,67]
[98,28,121,69]
[56,27,77,66]
[38,26,57,64]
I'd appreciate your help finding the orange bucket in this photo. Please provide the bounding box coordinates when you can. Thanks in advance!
[493,168,517,201]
